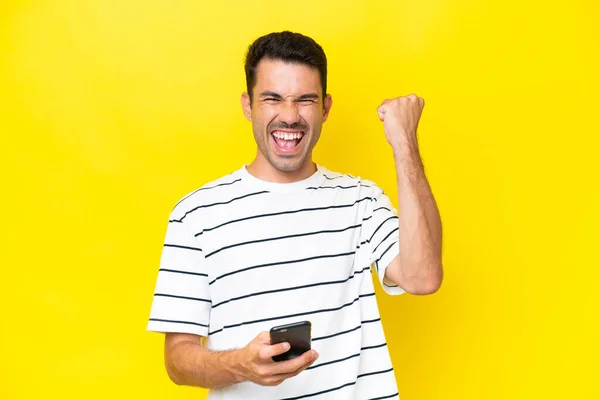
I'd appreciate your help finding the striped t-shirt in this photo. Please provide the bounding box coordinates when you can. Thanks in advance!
[147,164,405,399]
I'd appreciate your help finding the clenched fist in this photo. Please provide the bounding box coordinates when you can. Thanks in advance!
[377,94,425,151]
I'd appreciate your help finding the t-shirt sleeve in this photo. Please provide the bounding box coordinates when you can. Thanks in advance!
[361,183,405,296]
[147,214,211,336]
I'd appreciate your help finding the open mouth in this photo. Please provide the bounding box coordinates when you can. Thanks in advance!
[271,130,305,154]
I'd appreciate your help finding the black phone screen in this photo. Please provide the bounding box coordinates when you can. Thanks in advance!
[269,321,312,362]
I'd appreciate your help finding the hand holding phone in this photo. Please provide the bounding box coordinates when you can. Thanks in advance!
[238,329,318,387]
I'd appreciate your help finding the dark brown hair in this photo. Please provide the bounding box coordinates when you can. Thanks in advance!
[244,31,327,101]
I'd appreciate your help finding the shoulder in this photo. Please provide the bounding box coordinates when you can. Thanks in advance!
[318,165,385,195]
[322,167,397,217]
[168,168,244,222]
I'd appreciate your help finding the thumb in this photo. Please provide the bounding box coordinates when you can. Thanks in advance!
[377,105,387,121]
[377,99,392,120]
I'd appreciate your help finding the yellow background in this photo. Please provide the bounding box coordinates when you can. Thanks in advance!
[1,0,598,399]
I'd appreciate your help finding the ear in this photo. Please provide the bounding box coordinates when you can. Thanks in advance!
[241,92,252,121]
[322,94,333,122]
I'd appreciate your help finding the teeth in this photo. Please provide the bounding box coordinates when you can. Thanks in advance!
[273,131,303,140]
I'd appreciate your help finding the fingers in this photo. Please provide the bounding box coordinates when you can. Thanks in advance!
[380,94,424,105]
[258,342,290,360]
[378,98,393,116]
[270,349,319,375]
[377,94,425,119]
[249,348,319,386]
[405,93,424,108]
[377,101,389,121]
[268,356,317,384]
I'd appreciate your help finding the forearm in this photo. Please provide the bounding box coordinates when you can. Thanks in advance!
[166,339,245,389]
[392,140,443,290]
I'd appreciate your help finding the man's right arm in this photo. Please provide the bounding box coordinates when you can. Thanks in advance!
[165,333,244,388]
[164,331,319,389]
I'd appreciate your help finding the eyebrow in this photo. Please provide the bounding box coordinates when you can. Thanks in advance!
[297,93,320,101]
[258,91,320,101]
[258,91,283,99]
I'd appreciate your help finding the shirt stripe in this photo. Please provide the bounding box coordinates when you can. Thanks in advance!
[212,266,371,309]
[153,293,211,303]
[278,368,394,400]
[194,197,375,237]
[163,243,203,252]
[169,190,269,223]
[209,251,356,285]
[209,295,364,336]
[205,223,363,258]
[173,177,241,208]
[149,318,208,328]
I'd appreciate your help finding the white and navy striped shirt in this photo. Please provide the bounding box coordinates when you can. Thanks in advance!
[148,164,404,399]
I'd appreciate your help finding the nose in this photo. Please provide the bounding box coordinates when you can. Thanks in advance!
[278,101,301,125]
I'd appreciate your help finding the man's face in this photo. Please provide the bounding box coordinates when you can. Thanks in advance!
[242,59,332,173]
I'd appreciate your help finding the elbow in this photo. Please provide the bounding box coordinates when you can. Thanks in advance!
[165,347,189,386]
[163,333,207,387]
[165,363,186,386]
[406,278,441,295]
[401,264,443,295]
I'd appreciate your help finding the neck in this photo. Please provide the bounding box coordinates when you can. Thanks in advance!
[246,153,317,184]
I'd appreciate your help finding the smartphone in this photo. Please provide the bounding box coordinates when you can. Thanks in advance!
[269,321,312,362]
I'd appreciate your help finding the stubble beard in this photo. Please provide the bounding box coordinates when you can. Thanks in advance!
[256,130,320,173]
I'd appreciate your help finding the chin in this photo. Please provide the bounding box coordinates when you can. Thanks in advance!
[268,146,309,174]
[270,158,305,173]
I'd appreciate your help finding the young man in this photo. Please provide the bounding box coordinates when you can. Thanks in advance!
[147,31,443,399]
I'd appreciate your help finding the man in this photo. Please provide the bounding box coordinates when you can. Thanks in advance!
[147,31,443,399]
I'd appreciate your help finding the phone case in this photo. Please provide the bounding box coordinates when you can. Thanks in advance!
[270,321,312,362]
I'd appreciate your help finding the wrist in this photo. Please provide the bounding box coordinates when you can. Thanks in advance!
[389,130,418,151]
[226,347,249,383]
[391,139,419,160]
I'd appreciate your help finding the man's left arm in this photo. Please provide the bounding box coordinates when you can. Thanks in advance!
[377,94,443,295]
